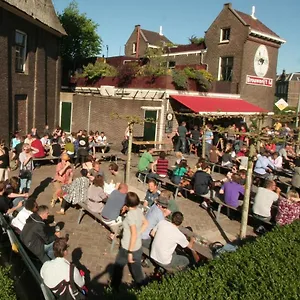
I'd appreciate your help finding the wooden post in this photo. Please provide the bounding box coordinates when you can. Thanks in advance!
[240,144,255,239]
[202,117,206,159]
[125,123,133,185]
[296,96,300,154]
[256,117,263,153]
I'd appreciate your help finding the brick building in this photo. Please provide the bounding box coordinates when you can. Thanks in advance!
[204,3,285,111]
[67,3,285,144]
[0,0,66,141]
[125,25,172,58]
[276,71,300,107]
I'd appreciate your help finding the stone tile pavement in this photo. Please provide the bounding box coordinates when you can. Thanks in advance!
[11,151,255,291]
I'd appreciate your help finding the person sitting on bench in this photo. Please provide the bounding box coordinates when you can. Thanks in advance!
[189,163,214,208]
[144,179,160,208]
[141,196,169,249]
[101,183,128,240]
[150,212,195,271]
[252,180,280,222]
[137,147,154,173]
[219,174,245,208]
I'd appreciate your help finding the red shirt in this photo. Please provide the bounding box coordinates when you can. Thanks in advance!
[276,197,300,226]
[265,144,276,153]
[31,139,45,158]
[156,159,168,176]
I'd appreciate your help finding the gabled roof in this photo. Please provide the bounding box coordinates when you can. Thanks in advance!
[1,0,66,36]
[234,10,279,38]
[140,28,172,46]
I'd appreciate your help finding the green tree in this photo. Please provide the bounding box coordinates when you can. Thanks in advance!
[188,35,205,45]
[58,1,102,72]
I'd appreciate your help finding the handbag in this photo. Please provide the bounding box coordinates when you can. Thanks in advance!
[19,169,31,179]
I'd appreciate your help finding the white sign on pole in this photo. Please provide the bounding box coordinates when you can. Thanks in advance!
[275,98,288,111]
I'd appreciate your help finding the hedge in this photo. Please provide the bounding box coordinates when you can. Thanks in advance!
[0,265,16,300]
[109,221,300,300]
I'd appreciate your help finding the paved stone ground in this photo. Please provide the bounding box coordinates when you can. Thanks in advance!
[12,151,255,296]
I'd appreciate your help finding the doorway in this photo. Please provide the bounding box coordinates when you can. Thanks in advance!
[143,110,157,141]
[60,102,72,133]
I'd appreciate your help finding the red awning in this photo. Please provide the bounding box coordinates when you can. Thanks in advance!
[170,95,267,115]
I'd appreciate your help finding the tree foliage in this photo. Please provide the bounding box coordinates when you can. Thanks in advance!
[188,35,205,45]
[0,266,16,300]
[58,1,102,65]
[82,61,118,80]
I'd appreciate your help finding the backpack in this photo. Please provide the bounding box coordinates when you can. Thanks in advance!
[50,264,86,300]
[210,242,238,259]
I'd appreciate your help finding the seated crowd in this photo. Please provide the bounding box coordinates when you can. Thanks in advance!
[1,120,300,297]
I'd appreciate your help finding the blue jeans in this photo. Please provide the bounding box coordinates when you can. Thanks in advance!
[111,247,145,288]
[176,138,186,153]
[44,241,55,260]
[19,178,32,193]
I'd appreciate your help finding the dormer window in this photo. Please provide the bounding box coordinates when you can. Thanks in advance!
[220,28,231,42]
[132,42,137,54]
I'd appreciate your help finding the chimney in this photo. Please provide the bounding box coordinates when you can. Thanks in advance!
[159,26,163,36]
[251,6,257,19]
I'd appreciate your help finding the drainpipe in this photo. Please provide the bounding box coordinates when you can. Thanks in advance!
[135,24,141,58]
[87,100,91,133]
[201,50,208,71]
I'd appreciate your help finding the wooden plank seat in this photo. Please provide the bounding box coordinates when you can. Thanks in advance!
[32,156,60,162]
[77,202,119,252]
[139,148,173,156]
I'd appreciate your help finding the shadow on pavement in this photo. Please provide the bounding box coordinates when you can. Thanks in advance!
[30,176,53,199]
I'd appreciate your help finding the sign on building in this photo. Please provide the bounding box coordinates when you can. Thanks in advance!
[275,98,288,111]
[246,75,273,87]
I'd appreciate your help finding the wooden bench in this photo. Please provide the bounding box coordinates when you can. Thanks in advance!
[33,156,60,163]
[139,148,173,156]
[77,202,119,252]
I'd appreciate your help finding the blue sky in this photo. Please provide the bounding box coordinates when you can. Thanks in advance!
[53,0,299,74]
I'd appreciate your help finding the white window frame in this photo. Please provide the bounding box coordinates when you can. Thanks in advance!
[220,28,230,43]
[132,42,137,54]
[217,57,222,81]
[15,30,27,73]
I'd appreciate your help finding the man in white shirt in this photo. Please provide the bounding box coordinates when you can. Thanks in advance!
[97,132,110,153]
[11,198,38,232]
[41,238,85,299]
[252,180,280,221]
[150,212,195,270]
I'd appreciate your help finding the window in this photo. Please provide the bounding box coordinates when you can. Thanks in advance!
[167,61,176,69]
[219,57,233,81]
[15,30,27,72]
[132,42,137,54]
[220,28,231,42]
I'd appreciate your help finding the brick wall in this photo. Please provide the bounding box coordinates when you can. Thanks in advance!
[0,7,61,141]
[169,53,202,66]
[287,81,300,107]
[239,39,279,111]
[71,95,163,146]
[204,4,280,112]
[124,27,148,58]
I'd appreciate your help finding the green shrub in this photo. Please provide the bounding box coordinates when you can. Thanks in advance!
[82,61,118,80]
[172,70,188,90]
[114,221,300,300]
[0,266,16,300]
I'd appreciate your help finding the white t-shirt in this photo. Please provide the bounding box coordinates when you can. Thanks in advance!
[150,220,189,265]
[252,187,278,217]
[11,208,32,231]
[41,257,84,298]
[97,136,107,144]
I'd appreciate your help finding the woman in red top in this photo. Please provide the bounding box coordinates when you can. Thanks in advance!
[151,151,169,178]
[51,153,73,207]
[276,190,300,226]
